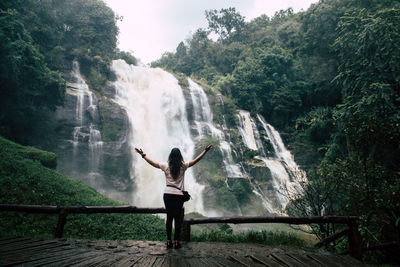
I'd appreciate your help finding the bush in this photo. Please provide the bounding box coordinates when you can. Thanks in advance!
[191,229,308,247]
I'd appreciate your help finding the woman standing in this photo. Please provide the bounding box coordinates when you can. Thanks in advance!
[135,145,213,249]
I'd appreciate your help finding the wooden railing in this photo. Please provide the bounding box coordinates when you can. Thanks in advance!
[0,204,167,238]
[182,215,363,260]
[0,204,364,260]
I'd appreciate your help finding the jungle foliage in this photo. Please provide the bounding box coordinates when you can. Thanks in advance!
[0,0,135,145]
[0,136,165,240]
[153,0,400,263]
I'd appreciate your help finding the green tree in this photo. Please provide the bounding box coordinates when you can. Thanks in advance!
[205,7,245,41]
[0,9,65,144]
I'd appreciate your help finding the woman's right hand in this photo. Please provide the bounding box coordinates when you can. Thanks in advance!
[135,147,144,155]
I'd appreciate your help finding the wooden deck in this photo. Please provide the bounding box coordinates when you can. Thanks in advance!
[0,237,367,266]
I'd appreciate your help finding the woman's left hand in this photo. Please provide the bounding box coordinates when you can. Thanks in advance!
[205,144,213,151]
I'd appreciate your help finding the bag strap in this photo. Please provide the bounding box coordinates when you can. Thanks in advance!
[166,184,183,191]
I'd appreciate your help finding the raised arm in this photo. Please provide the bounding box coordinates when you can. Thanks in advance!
[135,148,160,169]
[189,145,213,167]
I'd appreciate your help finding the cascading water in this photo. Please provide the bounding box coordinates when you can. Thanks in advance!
[257,115,305,196]
[188,79,243,178]
[237,111,305,213]
[111,59,204,213]
[67,60,103,170]
[237,110,258,151]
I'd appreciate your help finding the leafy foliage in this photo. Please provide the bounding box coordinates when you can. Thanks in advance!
[153,1,400,263]
[0,9,65,145]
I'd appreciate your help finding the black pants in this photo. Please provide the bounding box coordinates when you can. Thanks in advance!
[163,193,184,241]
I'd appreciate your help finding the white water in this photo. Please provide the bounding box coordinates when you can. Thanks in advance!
[67,60,103,168]
[111,60,204,213]
[237,110,258,151]
[236,110,305,213]
[188,79,243,178]
[257,115,306,195]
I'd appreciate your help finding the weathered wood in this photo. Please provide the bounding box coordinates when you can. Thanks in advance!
[55,208,67,238]
[229,255,266,266]
[348,220,363,261]
[182,221,191,242]
[284,253,320,267]
[0,204,167,214]
[315,228,349,247]
[306,253,343,267]
[185,216,357,225]
[0,204,59,213]
[270,253,305,267]
[248,255,282,266]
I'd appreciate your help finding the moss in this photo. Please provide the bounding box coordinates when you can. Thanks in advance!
[175,72,189,88]
[100,121,121,142]
[98,99,123,142]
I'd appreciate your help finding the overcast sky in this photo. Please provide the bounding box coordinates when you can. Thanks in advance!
[104,0,319,64]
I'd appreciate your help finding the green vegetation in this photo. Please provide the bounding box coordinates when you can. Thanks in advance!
[1,0,399,263]
[191,229,308,248]
[152,1,400,263]
[0,136,165,240]
[0,0,137,145]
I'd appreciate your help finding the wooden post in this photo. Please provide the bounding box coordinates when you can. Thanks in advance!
[348,219,363,260]
[55,208,67,238]
[182,221,191,242]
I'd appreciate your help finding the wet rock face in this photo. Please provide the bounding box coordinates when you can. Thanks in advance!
[51,65,134,204]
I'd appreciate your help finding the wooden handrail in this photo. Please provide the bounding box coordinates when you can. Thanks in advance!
[0,204,363,260]
[184,215,357,225]
[0,204,167,214]
[0,204,167,238]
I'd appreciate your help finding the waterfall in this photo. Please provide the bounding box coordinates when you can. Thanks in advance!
[236,110,305,213]
[237,110,258,151]
[66,60,103,171]
[188,79,243,178]
[111,60,204,213]
[257,115,305,196]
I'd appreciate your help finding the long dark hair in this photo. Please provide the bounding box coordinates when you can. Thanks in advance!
[168,148,184,180]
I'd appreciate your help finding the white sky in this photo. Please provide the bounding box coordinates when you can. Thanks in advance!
[104,0,319,64]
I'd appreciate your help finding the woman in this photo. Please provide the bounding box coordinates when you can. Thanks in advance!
[135,145,213,249]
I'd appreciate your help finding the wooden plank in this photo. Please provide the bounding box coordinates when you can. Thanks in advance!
[315,229,349,247]
[0,246,77,262]
[284,253,321,267]
[211,256,244,267]
[116,256,142,267]
[198,257,227,267]
[0,237,40,246]
[137,256,159,266]
[50,251,105,267]
[0,248,91,266]
[0,236,26,243]
[186,257,211,267]
[165,256,186,267]
[229,255,266,266]
[186,216,356,226]
[0,240,68,254]
[0,239,60,251]
[248,255,283,267]
[68,253,118,267]
[151,256,166,267]
[270,253,304,267]
[307,253,343,267]
[0,204,167,214]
